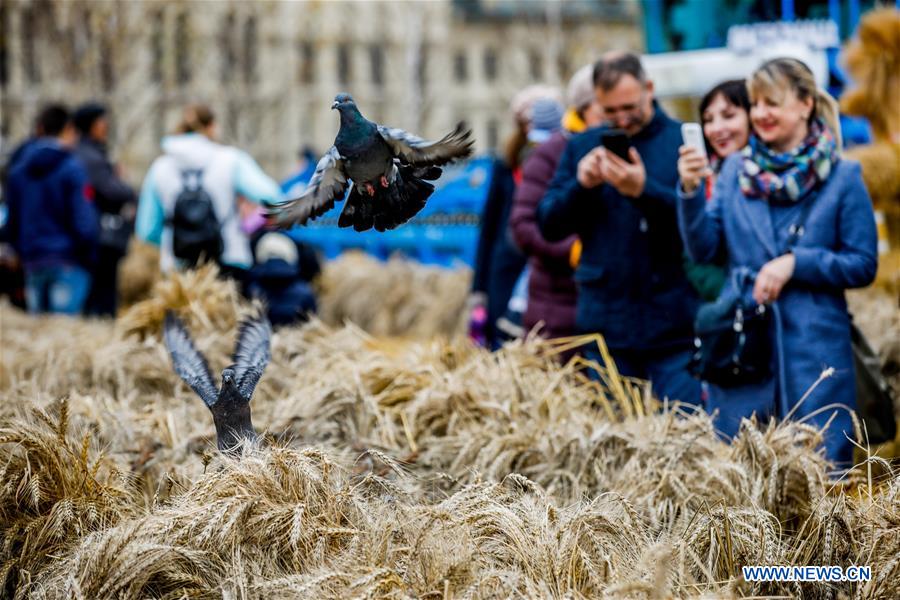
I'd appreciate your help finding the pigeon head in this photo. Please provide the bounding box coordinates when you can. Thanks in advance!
[331,93,356,111]
[331,93,365,127]
[222,368,236,387]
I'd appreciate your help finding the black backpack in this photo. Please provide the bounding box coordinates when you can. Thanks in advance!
[169,169,223,266]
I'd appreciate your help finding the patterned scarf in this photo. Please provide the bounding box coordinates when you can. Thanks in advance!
[739,118,838,203]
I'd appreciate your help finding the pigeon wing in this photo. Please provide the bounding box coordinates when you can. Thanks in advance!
[229,315,272,400]
[266,146,349,226]
[377,122,474,167]
[163,312,219,407]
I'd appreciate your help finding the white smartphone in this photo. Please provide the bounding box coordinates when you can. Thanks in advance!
[681,122,708,160]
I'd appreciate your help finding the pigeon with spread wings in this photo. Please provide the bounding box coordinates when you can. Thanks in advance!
[163,312,271,452]
[266,93,474,232]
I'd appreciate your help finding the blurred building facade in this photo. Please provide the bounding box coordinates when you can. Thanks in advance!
[0,0,640,183]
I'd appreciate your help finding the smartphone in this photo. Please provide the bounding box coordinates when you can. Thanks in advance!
[681,123,708,161]
[601,129,632,162]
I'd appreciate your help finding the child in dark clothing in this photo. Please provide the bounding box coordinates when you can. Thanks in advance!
[246,231,318,327]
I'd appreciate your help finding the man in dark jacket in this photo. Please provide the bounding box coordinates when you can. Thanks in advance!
[537,52,701,406]
[5,104,99,315]
[73,102,137,316]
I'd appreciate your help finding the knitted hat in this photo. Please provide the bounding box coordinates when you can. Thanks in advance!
[567,64,595,111]
[527,97,564,143]
[510,85,564,125]
[73,102,107,135]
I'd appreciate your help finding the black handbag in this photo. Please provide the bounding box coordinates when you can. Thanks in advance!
[690,290,773,387]
[850,322,897,444]
[690,197,817,388]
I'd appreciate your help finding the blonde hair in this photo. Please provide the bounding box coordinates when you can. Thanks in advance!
[177,103,215,135]
[748,58,842,151]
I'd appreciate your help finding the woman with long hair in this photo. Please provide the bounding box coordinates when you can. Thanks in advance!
[470,86,563,349]
[509,65,603,346]
[677,58,878,468]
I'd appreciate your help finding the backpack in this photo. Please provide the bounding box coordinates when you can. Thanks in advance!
[169,169,223,266]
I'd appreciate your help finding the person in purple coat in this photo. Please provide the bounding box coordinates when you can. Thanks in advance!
[509,65,603,343]
[677,58,878,468]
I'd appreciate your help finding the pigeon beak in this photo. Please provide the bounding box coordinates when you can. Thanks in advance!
[331,101,339,110]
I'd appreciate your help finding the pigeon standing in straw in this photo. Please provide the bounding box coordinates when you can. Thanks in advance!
[266,93,474,232]
[163,312,271,452]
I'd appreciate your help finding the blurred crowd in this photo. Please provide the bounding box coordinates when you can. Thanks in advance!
[469,50,890,471]
[0,102,320,327]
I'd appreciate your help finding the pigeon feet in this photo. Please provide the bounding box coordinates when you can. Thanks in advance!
[380,175,390,188]
[364,182,376,196]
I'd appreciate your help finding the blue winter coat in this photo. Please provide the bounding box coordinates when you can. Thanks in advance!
[537,105,699,352]
[5,140,99,269]
[677,154,878,465]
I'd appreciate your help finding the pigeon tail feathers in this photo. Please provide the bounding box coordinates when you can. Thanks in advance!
[338,164,434,232]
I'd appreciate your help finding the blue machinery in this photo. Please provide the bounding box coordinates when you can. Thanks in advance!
[286,157,494,268]
[642,0,883,55]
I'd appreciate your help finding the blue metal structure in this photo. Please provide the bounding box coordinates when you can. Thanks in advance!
[285,156,495,268]
[641,0,879,145]
[642,0,875,54]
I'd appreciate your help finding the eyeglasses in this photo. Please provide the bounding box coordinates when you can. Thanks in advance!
[601,89,648,118]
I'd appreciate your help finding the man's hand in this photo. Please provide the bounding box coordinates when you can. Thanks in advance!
[577,148,606,189]
[600,147,646,198]
[752,253,796,305]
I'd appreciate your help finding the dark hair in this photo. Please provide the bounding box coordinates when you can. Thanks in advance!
[592,52,646,92]
[73,102,108,136]
[699,79,750,120]
[37,104,71,137]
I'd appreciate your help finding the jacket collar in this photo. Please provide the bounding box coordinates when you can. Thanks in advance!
[631,100,669,141]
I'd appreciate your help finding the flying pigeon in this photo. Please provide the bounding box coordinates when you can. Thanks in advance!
[265,93,474,232]
[163,312,271,452]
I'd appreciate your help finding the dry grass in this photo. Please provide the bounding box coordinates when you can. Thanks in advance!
[315,251,471,338]
[116,247,471,339]
[2,262,899,599]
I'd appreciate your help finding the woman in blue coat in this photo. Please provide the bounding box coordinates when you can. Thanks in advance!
[676,58,878,468]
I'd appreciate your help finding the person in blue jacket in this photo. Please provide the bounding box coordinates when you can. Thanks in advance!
[677,58,878,468]
[5,104,99,315]
[537,52,701,407]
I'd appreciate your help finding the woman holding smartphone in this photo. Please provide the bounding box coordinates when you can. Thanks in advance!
[683,80,754,301]
[677,58,878,468]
